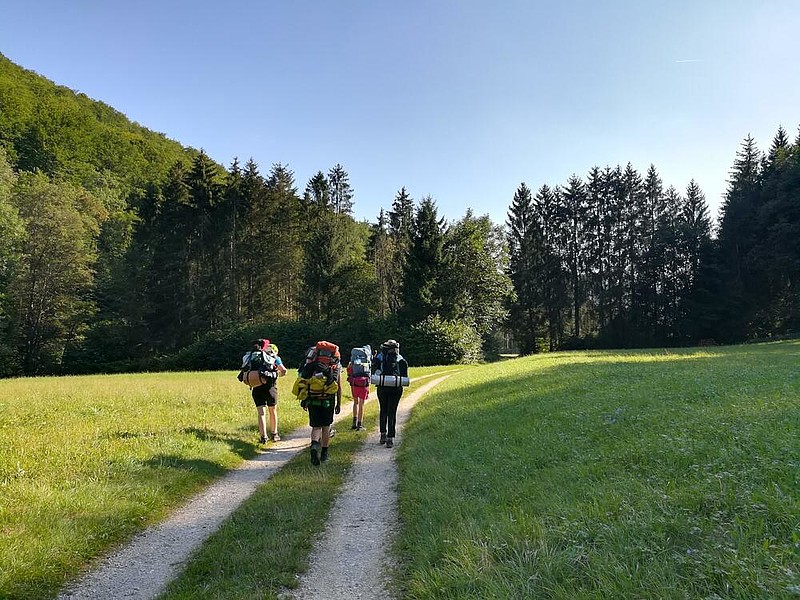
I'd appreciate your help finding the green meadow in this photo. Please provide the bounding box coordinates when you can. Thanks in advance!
[2,344,800,599]
[396,342,800,599]
[0,366,457,599]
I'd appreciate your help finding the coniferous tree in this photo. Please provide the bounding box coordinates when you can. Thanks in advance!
[533,184,569,348]
[186,150,227,332]
[678,180,715,341]
[716,135,763,340]
[506,183,542,353]
[400,196,445,324]
[387,187,414,313]
[144,161,195,349]
[238,159,272,320]
[265,163,303,320]
[558,175,588,338]
[750,126,800,334]
[367,209,396,317]
[328,164,354,215]
[304,171,331,209]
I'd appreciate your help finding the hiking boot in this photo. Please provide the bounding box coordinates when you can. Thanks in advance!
[379,433,387,445]
[310,441,321,466]
[386,437,394,448]
[351,418,358,430]
[320,447,329,462]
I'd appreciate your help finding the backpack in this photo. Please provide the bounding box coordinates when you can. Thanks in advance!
[240,349,278,388]
[293,341,341,406]
[377,348,400,376]
[371,349,410,387]
[349,345,372,377]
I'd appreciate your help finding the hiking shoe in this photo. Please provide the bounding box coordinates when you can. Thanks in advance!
[350,419,358,430]
[379,433,387,445]
[386,437,394,448]
[310,442,321,466]
[259,436,267,444]
[270,432,281,442]
[356,423,364,431]
[320,447,329,462]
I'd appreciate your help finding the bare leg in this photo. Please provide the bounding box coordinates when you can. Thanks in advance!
[256,405,267,439]
[268,405,278,436]
[321,425,331,446]
[355,398,365,424]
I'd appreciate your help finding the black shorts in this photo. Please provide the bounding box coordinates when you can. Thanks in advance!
[308,402,335,428]
[252,382,277,407]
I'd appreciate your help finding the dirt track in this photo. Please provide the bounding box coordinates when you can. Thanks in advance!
[57,375,449,600]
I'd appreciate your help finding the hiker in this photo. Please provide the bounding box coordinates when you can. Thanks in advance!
[240,339,287,444]
[371,339,409,448]
[346,344,372,430]
[293,341,342,465]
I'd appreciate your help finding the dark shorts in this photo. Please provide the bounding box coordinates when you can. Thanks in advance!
[252,382,277,407]
[308,401,335,428]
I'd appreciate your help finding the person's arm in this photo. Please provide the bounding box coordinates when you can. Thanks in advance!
[399,357,409,378]
[275,356,287,376]
[335,367,342,413]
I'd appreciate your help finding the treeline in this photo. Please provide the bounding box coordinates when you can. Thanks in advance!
[506,126,800,352]
[1,53,799,375]
[0,144,509,374]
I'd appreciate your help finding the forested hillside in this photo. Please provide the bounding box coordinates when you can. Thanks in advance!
[0,52,798,376]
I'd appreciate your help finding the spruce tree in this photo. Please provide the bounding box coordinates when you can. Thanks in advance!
[387,187,414,313]
[266,163,303,319]
[400,196,445,324]
[506,183,542,353]
[304,171,331,209]
[328,164,354,215]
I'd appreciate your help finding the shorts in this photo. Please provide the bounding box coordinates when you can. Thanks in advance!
[350,384,369,401]
[252,382,277,407]
[308,401,335,428]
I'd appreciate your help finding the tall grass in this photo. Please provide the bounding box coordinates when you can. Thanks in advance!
[396,343,800,599]
[0,365,457,599]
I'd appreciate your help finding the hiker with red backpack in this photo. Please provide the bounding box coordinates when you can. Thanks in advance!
[370,339,409,448]
[346,345,372,430]
[292,341,342,465]
[238,339,287,444]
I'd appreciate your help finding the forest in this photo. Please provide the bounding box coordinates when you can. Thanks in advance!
[0,52,798,375]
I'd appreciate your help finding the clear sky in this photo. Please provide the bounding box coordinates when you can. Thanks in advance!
[1,1,799,227]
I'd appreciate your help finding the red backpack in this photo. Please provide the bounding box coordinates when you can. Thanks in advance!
[299,341,341,380]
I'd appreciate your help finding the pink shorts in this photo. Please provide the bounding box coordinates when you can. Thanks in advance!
[350,384,369,401]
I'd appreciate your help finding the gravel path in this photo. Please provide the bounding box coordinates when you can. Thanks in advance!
[57,373,449,600]
[287,375,450,600]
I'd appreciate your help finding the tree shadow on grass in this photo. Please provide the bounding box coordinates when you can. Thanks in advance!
[181,426,258,459]
[142,454,229,478]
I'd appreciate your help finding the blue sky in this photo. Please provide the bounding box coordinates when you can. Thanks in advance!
[1,1,799,227]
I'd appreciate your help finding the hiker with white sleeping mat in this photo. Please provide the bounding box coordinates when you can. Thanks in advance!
[370,339,410,448]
